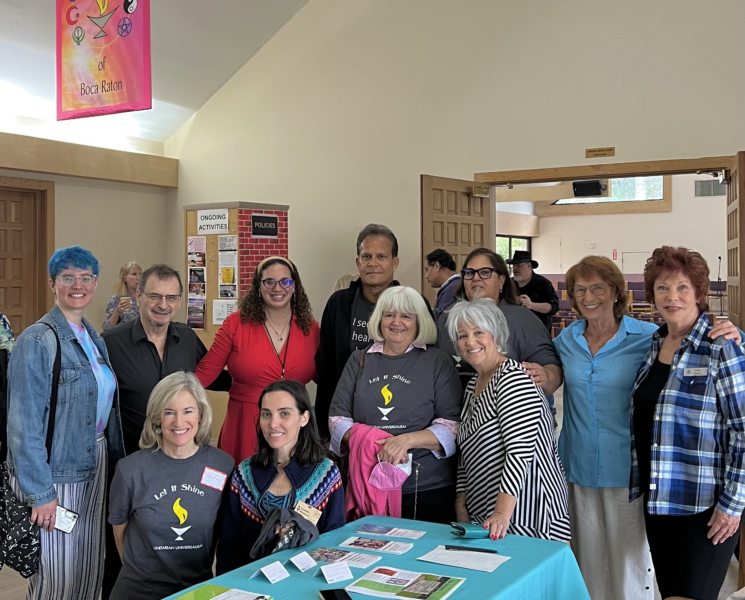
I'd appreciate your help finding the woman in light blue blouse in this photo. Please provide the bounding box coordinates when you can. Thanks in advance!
[553,255,737,600]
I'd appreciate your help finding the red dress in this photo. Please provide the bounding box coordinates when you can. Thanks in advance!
[196,312,320,464]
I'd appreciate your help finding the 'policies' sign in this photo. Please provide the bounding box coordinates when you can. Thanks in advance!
[197,209,229,234]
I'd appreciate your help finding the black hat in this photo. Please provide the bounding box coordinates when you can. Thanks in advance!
[506,250,538,269]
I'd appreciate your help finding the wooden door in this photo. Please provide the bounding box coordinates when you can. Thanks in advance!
[727,151,745,330]
[0,190,37,334]
[421,175,496,306]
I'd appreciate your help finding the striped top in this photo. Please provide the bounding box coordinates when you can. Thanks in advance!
[457,359,570,542]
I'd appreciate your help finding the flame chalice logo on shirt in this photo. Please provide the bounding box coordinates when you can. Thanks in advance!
[171,498,191,541]
[378,384,394,420]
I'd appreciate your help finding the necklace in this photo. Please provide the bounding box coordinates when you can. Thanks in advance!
[264,316,292,379]
[266,316,290,342]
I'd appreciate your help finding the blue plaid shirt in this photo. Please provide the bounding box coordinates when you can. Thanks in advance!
[630,312,745,517]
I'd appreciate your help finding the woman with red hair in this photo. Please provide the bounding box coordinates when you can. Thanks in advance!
[630,246,745,600]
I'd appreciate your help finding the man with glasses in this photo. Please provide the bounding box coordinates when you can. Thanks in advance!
[101,263,230,599]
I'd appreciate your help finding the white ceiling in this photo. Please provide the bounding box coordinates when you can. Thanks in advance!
[0,0,309,152]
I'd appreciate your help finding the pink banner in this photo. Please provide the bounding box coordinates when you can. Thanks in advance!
[56,0,151,121]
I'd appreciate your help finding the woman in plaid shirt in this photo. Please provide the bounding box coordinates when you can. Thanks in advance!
[630,246,745,600]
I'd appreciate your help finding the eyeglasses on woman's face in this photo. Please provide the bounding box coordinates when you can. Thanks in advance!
[571,283,609,298]
[461,267,499,281]
[55,274,98,287]
[261,278,294,289]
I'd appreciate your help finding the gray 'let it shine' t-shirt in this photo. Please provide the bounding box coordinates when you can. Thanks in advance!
[329,346,462,494]
[109,445,234,600]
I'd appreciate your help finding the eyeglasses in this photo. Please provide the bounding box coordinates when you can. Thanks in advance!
[142,292,181,304]
[571,284,609,298]
[461,268,500,281]
[261,278,294,289]
[55,274,97,287]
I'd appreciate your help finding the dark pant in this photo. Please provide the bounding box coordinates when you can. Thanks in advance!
[644,503,739,600]
[402,485,456,525]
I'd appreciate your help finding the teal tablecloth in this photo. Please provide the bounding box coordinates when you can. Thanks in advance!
[164,516,590,600]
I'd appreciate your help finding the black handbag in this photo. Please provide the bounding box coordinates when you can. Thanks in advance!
[0,324,61,578]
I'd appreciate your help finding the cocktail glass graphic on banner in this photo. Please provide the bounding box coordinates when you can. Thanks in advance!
[171,498,191,541]
[378,384,394,420]
[88,0,120,39]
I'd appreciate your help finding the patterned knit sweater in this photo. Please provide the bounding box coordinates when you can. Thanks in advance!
[216,456,344,574]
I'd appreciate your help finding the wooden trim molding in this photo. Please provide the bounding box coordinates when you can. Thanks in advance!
[0,133,178,188]
[182,201,290,211]
[475,156,732,185]
[533,176,672,217]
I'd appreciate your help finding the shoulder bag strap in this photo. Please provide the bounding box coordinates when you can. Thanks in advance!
[43,324,62,465]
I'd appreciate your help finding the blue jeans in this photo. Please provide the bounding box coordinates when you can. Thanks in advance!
[546,394,556,415]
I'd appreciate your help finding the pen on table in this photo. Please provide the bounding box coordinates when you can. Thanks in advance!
[444,545,498,554]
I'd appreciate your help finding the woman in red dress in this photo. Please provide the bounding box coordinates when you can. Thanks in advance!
[196,256,319,463]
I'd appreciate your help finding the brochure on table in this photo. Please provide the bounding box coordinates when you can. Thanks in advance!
[355,524,427,540]
[346,567,465,600]
[339,537,413,555]
[172,584,273,600]
[306,547,382,568]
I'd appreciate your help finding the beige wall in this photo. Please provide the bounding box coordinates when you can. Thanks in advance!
[533,174,727,275]
[164,0,744,314]
[0,168,167,330]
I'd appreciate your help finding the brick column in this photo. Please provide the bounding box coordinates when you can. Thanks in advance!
[237,208,289,294]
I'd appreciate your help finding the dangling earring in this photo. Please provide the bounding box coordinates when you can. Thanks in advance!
[291,292,297,307]
[155,426,162,435]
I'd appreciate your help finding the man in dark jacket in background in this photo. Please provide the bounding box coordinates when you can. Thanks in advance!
[314,224,400,441]
[507,250,559,334]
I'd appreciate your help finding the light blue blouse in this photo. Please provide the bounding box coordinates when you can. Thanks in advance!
[554,316,658,488]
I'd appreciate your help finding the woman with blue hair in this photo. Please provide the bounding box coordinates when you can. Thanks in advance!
[6,246,125,600]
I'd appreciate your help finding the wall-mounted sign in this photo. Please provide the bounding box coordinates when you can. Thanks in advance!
[197,209,229,234]
[585,147,616,159]
[56,0,152,120]
[252,214,278,238]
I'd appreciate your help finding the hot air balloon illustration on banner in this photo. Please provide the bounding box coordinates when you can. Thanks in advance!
[55,0,151,120]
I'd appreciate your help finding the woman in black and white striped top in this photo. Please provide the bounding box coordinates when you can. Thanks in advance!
[447,299,570,542]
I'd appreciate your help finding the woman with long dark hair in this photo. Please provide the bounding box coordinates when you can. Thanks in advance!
[435,248,563,394]
[197,256,319,464]
[216,380,344,573]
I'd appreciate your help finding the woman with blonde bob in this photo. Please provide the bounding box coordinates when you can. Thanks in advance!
[329,286,462,523]
[448,298,570,542]
[103,261,141,330]
[107,372,233,600]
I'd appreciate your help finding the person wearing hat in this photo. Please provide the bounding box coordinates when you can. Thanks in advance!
[507,251,559,334]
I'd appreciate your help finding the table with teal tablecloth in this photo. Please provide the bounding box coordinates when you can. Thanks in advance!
[164,516,590,600]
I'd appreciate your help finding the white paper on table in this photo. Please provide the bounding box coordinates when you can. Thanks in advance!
[416,545,511,573]
[249,560,290,584]
[319,562,354,584]
[340,552,382,568]
[211,591,275,600]
[289,551,317,572]
[354,524,426,540]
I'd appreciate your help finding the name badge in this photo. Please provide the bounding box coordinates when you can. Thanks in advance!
[684,368,708,377]
[295,500,321,525]
[200,467,228,491]
[54,505,79,534]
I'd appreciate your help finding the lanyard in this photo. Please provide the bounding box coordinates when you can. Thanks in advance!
[264,320,292,379]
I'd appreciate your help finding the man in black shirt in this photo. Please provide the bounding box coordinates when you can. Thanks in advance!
[101,263,230,598]
[315,224,400,440]
[507,251,559,334]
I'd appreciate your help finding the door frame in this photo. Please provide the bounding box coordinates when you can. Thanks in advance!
[0,176,55,322]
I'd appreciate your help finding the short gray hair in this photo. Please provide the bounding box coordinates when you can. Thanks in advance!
[368,286,437,345]
[446,298,510,358]
[139,371,213,451]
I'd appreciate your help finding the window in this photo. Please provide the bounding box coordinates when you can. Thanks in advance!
[496,236,531,260]
[553,176,664,205]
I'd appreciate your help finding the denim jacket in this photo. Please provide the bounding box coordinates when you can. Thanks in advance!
[6,305,125,507]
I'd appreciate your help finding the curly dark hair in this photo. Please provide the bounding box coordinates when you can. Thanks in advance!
[238,257,314,334]
[643,246,710,311]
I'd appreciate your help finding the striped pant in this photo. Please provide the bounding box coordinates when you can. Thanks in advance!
[12,434,108,600]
